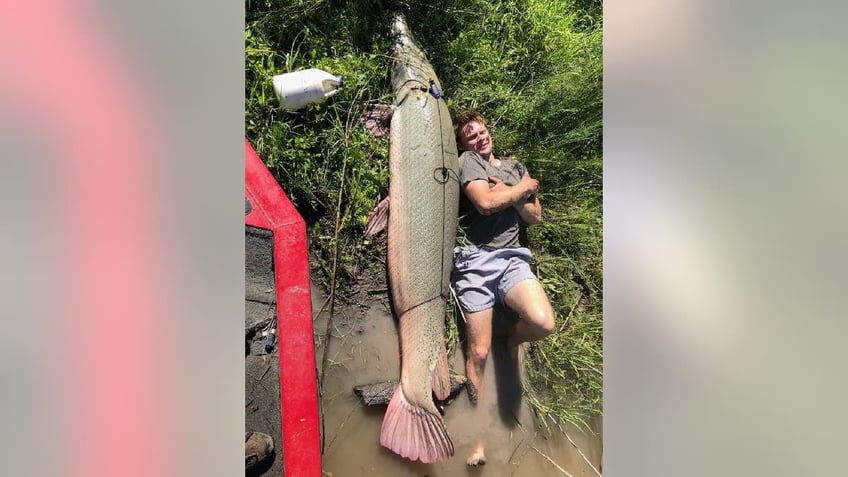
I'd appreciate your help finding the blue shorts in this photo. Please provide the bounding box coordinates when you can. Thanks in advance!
[451,246,538,313]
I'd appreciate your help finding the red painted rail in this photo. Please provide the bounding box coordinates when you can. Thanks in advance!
[245,139,321,476]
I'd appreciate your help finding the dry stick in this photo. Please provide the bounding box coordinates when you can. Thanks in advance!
[313,294,331,319]
[557,289,583,333]
[259,362,272,381]
[553,419,603,477]
[323,406,356,455]
[509,430,539,476]
[449,285,468,324]
[530,445,573,477]
[318,128,347,386]
[318,171,345,386]
[507,438,526,464]
[318,89,363,386]
[509,445,533,477]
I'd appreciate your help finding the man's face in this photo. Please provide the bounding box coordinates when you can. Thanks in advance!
[460,121,493,157]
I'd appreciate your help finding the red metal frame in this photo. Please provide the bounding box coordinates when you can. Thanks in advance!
[245,139,321,476]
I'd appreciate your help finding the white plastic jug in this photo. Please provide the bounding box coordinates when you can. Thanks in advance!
[272,68,344,111]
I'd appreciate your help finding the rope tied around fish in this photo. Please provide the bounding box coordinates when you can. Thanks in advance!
[394,78,445,102]
[433,166,459,185]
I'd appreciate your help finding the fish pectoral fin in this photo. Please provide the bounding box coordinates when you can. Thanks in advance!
[380,385,455,463]
[360,103,394,137]
[431,341,451,401]
[364,196,390,237]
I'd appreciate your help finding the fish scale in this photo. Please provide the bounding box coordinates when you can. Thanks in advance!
[378,12,459,464]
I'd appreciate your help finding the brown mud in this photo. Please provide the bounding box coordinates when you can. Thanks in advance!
[312,262,602,477]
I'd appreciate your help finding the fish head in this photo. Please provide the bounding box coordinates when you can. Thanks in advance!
[389,13,438,94]
[391,13,422,55]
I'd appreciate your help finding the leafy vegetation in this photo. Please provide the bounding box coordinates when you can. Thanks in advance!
[246,0,602,432]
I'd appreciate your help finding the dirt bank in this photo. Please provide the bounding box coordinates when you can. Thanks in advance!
[312,260,602,476]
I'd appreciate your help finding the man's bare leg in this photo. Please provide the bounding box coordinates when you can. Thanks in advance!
[504,279,556,354]
[464,308,493,466]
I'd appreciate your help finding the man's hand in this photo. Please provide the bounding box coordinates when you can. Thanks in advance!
[488,174,539,201]
[487,175,507,191]
[519,172,540,201]
[496,173,542,224]
[524,171,540,189]
[465,172,541,216]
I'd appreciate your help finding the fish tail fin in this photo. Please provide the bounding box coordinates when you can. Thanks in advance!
[431,341,451,401]
[380,385,454,463]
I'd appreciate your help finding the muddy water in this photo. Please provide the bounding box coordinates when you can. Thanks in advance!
[312,283,602,476]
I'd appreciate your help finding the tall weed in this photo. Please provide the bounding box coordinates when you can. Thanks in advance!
[246,0,602,430]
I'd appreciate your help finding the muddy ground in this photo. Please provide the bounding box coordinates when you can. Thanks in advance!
[311,257,603,477]
[245,235,602,476]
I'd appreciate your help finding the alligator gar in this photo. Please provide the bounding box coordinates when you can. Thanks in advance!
[376,12,459,464]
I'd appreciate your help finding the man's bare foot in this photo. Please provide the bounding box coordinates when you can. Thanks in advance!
[466,444,487,467]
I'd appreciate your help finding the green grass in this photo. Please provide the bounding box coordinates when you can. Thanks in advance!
[246,0,602,432]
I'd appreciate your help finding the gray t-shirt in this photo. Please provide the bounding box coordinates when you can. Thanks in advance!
[458,151,527,249]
